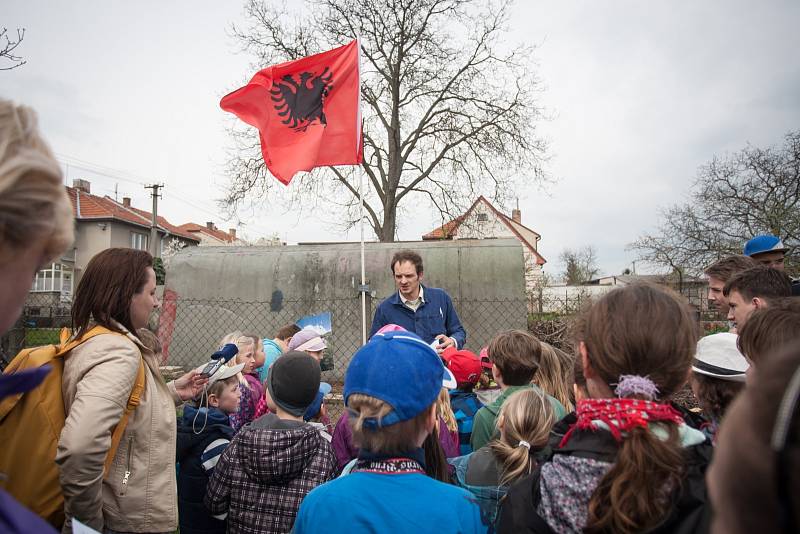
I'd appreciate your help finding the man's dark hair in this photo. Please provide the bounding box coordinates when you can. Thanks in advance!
[390,250,423,275]
[723,266,792,301]
[704,255,760,283]
[275,323,301,341]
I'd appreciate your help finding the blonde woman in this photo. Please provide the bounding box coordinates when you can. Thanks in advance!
[449,388,554,526]
[0,99,73,333]
[533,343,575,412]
[219,332,261,432]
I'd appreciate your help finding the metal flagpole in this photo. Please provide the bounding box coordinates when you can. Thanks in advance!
[359,170,367,345]
[357,35,367,346]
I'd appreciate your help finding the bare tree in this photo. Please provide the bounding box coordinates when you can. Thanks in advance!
[223,0,549,241]
[629,130,800,276]
[0,28,26,71]
[560,246,599,285]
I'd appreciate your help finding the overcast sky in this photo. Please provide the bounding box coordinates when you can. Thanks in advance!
[4,1,799,278]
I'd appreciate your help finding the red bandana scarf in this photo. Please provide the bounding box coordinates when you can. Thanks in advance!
[560,398,684,448]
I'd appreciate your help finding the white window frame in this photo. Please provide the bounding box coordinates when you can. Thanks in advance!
[131,231,149,251]
[31,263,74,295]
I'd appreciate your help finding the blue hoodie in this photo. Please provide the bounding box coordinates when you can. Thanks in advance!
[176,406,234,534]
[258,338,284,383]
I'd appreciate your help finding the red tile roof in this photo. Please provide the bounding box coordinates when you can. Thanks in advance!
[422,196,547,265]
[176,222,237,244]
[67,187,200,243]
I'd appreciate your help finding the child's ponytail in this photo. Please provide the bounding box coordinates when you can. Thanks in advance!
[586,424,684,533]
[490,388,554,486]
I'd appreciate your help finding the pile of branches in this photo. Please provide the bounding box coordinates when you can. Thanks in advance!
[528,314,575,352]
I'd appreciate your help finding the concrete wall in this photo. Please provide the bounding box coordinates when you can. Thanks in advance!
[161,239,528,381]
[74,221,112,286]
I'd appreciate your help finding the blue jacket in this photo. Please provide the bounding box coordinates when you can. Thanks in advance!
[294,454,486,533]
[370,285,467,347]
[176,406,234,534]
[258,338,283,383]
[450,390,484,456]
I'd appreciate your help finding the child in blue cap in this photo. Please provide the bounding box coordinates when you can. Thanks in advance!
[294,330,487,534]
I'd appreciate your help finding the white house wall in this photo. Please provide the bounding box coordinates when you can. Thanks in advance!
[453,201,516,241]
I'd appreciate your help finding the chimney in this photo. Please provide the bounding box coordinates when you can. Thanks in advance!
[229,228,237,239]
[122,197,131,208]
[72,179,91,194]
[512,208,521,223]
[206,221,215,230]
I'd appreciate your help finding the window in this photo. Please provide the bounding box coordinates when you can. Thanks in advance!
[477,213,489,222]
[32,263,74,295]
[131,232,149,251]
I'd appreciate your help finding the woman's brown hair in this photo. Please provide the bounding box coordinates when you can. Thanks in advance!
[71,248,153,338]
[576,284,699,534]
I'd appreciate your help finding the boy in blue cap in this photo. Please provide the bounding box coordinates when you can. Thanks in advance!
[744,234,799,295]
[293,330,487,533]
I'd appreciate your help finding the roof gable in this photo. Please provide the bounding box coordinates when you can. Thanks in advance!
[177,222,237,243]
[422,196,546,264]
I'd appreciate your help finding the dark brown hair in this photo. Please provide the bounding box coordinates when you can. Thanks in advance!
[576,284,699,534]
[690,373,744,421]
[487,330,542,385]
[723,265,792,300]
[738,298,800,365]
[423,426,451,483]
[709,341,800,534]
[704,255,759,283]
[572,349,587,391]
[390,250,423,275]
[71,248,154,338]
[275,323,301,341]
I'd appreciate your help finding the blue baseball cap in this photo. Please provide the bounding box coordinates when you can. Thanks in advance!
[744,235,787,257]
[304,382,332,421]
[344,330,452,428]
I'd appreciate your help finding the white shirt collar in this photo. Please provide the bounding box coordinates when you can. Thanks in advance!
[400,285,425,305]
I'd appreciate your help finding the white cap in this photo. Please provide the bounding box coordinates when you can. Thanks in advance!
[693,333,748,382]
[208,362,245,387]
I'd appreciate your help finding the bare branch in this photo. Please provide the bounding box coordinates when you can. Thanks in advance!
[0,28,27,71]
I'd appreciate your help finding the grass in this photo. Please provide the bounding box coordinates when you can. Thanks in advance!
[24,328,62,348]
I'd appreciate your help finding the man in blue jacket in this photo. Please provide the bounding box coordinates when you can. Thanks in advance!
[370,250,466,352]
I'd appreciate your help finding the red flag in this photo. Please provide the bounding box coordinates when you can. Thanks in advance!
[221,40,362,185]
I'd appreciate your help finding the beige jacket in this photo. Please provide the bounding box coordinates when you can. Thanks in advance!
[55,322,181,533]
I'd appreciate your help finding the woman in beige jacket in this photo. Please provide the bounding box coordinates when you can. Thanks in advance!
[55,248,206,533]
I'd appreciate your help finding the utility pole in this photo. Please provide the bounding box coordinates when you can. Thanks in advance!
[144,183,164,258]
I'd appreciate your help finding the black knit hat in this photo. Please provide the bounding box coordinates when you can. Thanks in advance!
[267,351,321,417]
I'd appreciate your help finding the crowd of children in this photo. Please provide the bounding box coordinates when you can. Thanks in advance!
[163,248,799,534]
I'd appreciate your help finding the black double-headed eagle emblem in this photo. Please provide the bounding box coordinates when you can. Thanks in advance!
[270,67,334,132]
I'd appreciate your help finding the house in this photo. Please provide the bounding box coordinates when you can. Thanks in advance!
[176,222,244,246]
[29,179,200,311]
[585,273,709,311]
[422,196,547,294]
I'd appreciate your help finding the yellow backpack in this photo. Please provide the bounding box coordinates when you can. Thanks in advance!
[0,326,146,528]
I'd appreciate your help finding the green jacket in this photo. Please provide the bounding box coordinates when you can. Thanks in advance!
[469,384,567,451]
